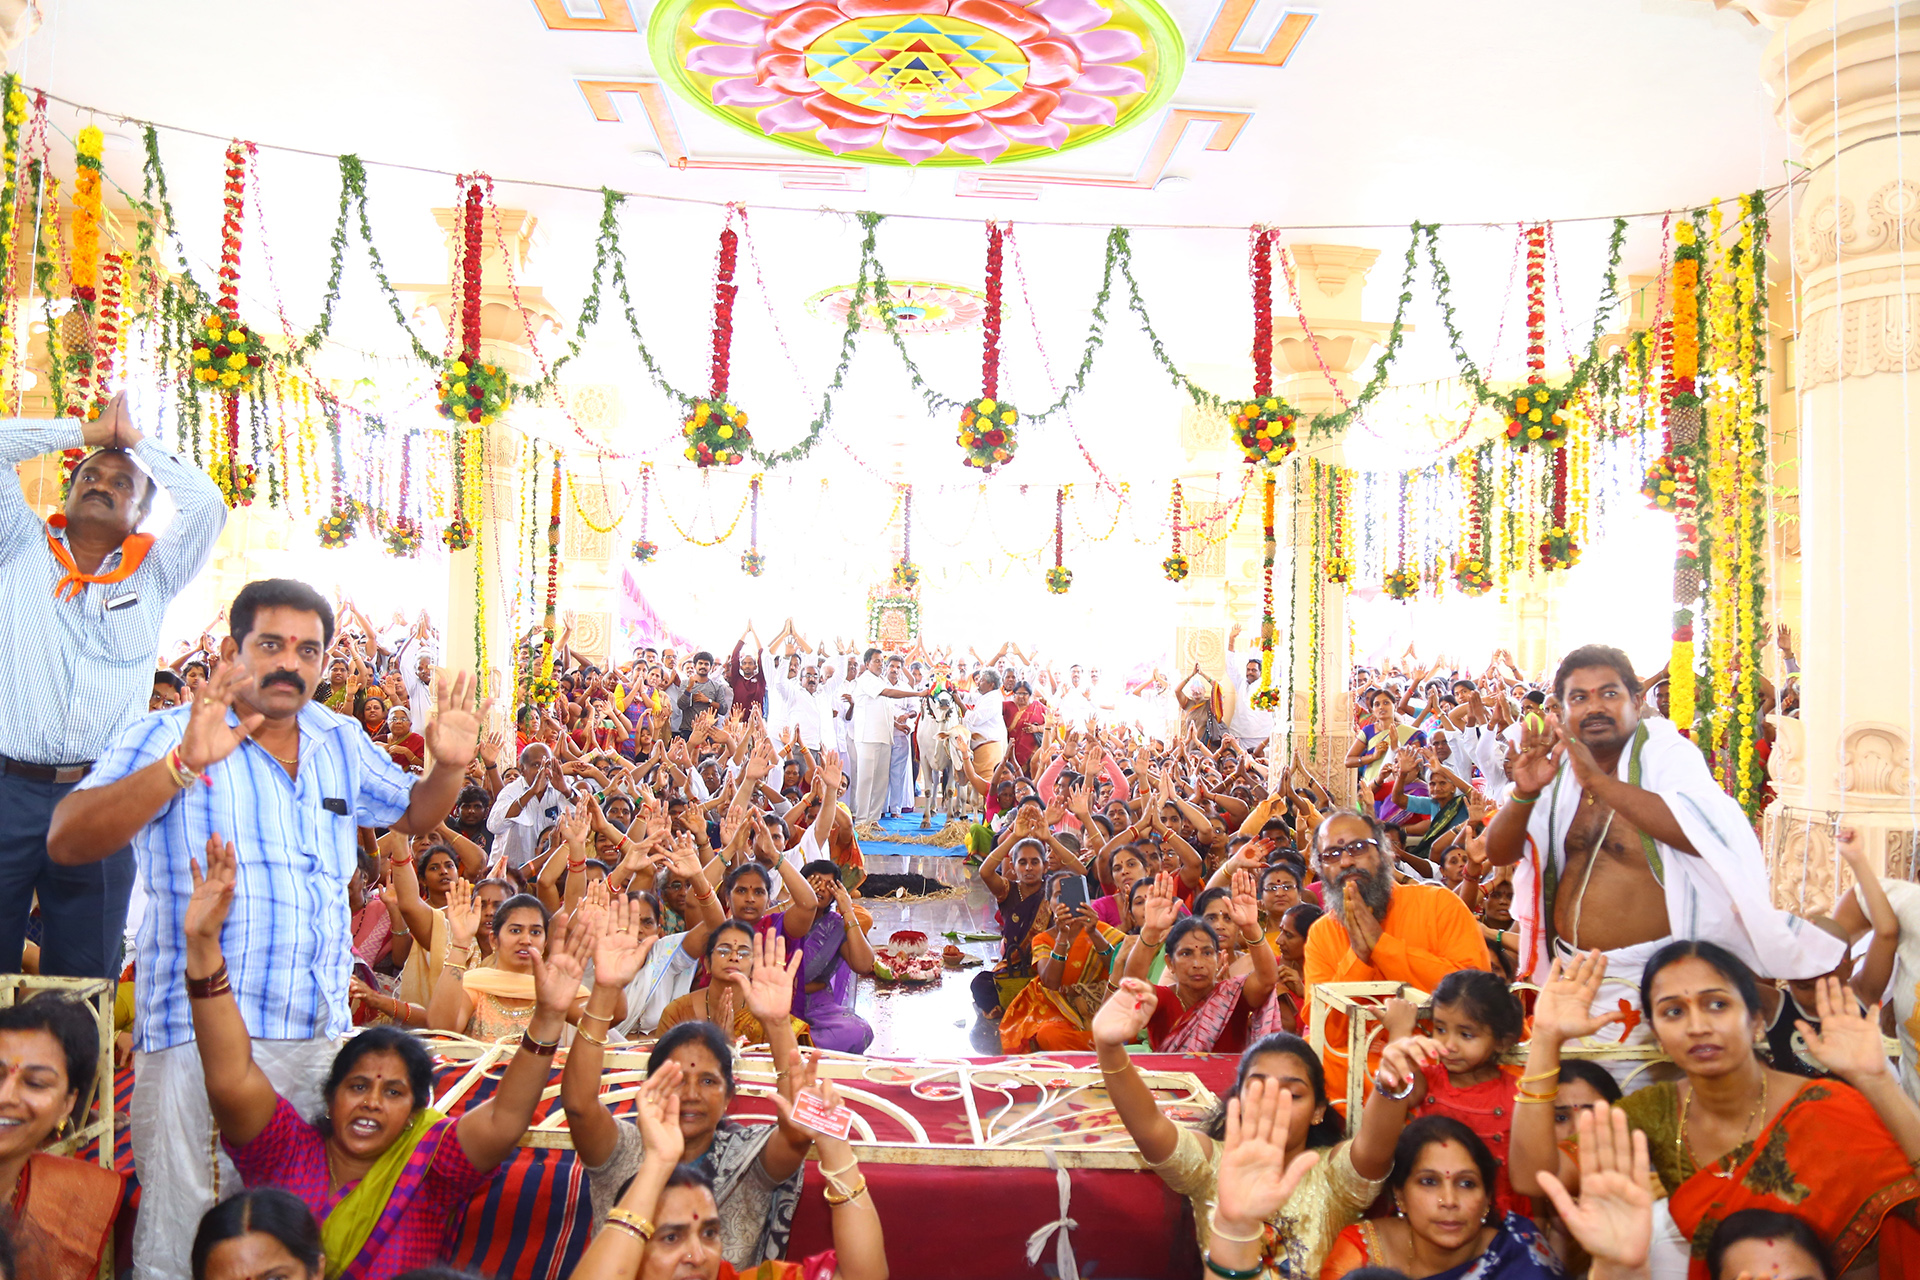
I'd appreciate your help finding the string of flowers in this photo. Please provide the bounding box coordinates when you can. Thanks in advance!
[531,451,563,704]
[1046,487,1072,593]
[1327,464,1353,584]
[1234,228,1298,468]
[741,474,765,576]
[443,425,476,550]
[959,221,1018,472]
[632,464,658,562]
[893,484,920,588]
[438,177,511,436]
[90,251,123,420]
[1454,443,1493,594]
[1665,213,1705,735]
[63,123,103,419]
[385,433,424,557]
[1251,471,1281,710]
[1163,479,1189,581]
[1384,473,1418,599]
[1732,190,1769,814]
[1308,460,1325,751]
[316,400,357,547]
[684,211,750,468]
[656,474,753,546]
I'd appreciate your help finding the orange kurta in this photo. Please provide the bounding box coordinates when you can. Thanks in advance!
[1303,883,1492,1106]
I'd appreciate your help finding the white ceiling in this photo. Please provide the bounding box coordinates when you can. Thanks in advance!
[19,0,1789,488]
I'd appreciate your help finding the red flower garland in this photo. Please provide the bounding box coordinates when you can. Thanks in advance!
[1524,225,1545,381]
[711,223,738,400]
[1235,228,1297,468]
[1045,486,1071,593]
[1253,230,1274,399]
[460,181,482,364]
[1327,468,1352,583]
[1163,478,1188,581]
[217,141,247,320]
[961,222,1018,471]
[684,214,752,468]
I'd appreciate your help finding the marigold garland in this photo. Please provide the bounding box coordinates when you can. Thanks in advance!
[1163,479,1189,582]
[1383,568,1420,600]
[1640,454,1692,514]
[1538,525,1580,571]
[1251,471,1281,711]
[0,77,26,402]
[537,451,562,690]
[438,180,513,427]
[633,537,658,562]
[893,483,920,587]
[1237,230,1300,468]
[1046,486,1071,593]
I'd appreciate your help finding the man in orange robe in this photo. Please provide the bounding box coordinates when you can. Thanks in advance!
[1303,810,1492,1108]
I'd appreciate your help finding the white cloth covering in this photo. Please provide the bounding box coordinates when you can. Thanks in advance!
[1517,716,1844,985]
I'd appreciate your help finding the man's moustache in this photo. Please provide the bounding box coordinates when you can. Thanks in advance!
[261,672,307,693]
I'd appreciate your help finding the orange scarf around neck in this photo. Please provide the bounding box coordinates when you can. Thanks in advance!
[45,520,154,601]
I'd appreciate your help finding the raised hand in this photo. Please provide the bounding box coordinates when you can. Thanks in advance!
[730,926,803,1025]
[1531,950,1626,1046]
[1376,1033,1444,1094]
[1091,977,1158,1049]
[536,902,597,1013]
[481,729,506,770]
[178,664,266,773]
[1213,1076,1321,1236]
[444,876,481,948]
[185,833,239,945]
[634,1061,687,1166]
[1227,868,1261,937]
[424,671,494,769]
[1138,872,1179,944]
[1797,973,1888,1083]
[1537,1105,1652,1275]
[1509,714,1561,795]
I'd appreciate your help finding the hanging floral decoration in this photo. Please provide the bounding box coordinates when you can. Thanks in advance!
[684,213,751,467]
[1235,229,1299,468]
[1504,226,1571,452]
[1539,525,1580,571]
[62,123,105,419]
[1640,453,1692,514]
[384,434,424,558]
[88,251,123,420]
[632,465,658,562]
[441,514,474,550]
[1452,443,1492,595]
[1045,486,1072,594]
[892,483,920,588]
[960,222,1017,473]
[740,474,766,576]
[438,178,512,428]
[0,76,25,403]
[1250,472,1281,710]
[1382,474,1418,599]
[316,418,357,548]
[528,451,563,704]
[1326,466,1353,584]
[190,141,265,506]
[1163,478,1188,582]
[441,423,476,549]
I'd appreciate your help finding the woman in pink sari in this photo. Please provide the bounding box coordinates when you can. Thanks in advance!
[1124,871,1276,1053]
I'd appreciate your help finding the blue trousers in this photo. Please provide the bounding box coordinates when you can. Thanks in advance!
[0,769,133,978]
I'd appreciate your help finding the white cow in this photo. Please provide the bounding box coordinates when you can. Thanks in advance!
[914,691,973,827]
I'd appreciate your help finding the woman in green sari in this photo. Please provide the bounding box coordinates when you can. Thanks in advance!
[185,835,578,1280]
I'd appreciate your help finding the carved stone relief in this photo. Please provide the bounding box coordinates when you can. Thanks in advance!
[1188,501,1227,578]
[1176,625,1225,679]
[1795,292,1920,386]
[571,609,610,661]
[1838,720,1914,796]
[1768,713,1805,789]
[564,484,615,562]
[1179,403,1231,453]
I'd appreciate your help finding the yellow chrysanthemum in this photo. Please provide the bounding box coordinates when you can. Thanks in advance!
[718,426,733,440]
[192,348,210,363]
[978,398,997,413]
[451,361,469,376]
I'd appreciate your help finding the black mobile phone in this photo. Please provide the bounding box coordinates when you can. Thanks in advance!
[1056,877,1090,912]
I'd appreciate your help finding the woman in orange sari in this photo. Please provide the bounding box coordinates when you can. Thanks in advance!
[0,993,127,1280]
[1514,941,1920,1277]
[1001,873,1127,1052]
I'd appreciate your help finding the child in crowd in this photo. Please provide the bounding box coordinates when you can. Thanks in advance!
[1383,968,1530,1218]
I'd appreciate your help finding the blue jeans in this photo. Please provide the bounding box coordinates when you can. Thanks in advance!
[0,769,133,977]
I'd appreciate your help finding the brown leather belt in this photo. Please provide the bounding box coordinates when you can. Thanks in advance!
[0,756,93,785]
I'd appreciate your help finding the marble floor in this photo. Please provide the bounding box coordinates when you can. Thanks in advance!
[851,862,1010,1059]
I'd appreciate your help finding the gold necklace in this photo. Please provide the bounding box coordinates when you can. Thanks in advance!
[1678,1072,1769,1178]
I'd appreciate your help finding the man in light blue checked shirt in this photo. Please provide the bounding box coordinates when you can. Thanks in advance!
[47,577,491,1279]
[0,394,225,979]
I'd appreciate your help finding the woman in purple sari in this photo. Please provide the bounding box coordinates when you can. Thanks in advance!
[756,860,876,1053]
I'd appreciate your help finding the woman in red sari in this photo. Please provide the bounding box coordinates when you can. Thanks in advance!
[1513,942,1920,1277]
[1123,871,1278,1053]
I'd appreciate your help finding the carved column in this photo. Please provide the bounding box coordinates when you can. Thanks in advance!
[1761,0,1920,907]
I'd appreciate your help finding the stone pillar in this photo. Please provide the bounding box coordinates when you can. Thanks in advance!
[1762,0,1920,910]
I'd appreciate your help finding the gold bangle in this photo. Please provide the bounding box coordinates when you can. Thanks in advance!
[823,1176,869,1206]
[1517,1068,1559,1085]
[579,1009,615,1025]
[606,1208,656,1241]
[1207,1209,1266,1244]
[1098,1058,1136,1077]
[575,1024,609,1047]
[444,963,468,975]
[1516,1094,1559,1106]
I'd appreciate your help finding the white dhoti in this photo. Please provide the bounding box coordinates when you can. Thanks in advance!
[1550,935,1670,1089]
[131,1037,338,1280]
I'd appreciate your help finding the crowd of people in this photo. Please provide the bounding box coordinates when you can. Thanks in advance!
[0,413,1915,1280]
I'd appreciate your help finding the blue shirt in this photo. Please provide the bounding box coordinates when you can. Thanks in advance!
[0,420,226,764]
[78,701,415,1052]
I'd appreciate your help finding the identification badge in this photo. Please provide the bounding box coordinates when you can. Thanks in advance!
[790,1089,855,1141]
[105,593,140,611]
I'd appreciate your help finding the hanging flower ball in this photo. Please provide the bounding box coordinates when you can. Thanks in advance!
[1452,555,1493,596]
[1045,565,1073,595]
[441,517,475,551]
[437,357,513,426]
[1162,552,1189,583]
[1232,396,1298,468]
[316,506,358,549]
[1639,454,1692,513]
[1539,526,1581,571]
[191,312,269,395]
[224,464,258,509]
[958,397,1018,472]
[632,538,659,563]
[528,674,560,705]
[1326,557,1354,585]
[1503,384,1573,451]
[1250,686,1282,711]
[1383,568,1420,601]
[741,549,766,577]
[892,560,921,590]
[384,517,424,559]
[683,398,752,468]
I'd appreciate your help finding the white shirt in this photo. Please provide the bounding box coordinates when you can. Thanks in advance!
[486,779,566,868]
[853,670,895,743]
[962,690,1008,746]
[617,929,701,1036]
[1224,651,1274,744]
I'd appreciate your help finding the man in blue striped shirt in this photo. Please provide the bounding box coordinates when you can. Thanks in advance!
[48,577,491,1279]
[0,395,225,978]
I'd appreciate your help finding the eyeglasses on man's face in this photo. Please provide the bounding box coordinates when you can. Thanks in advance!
[1319,837,1381,864]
